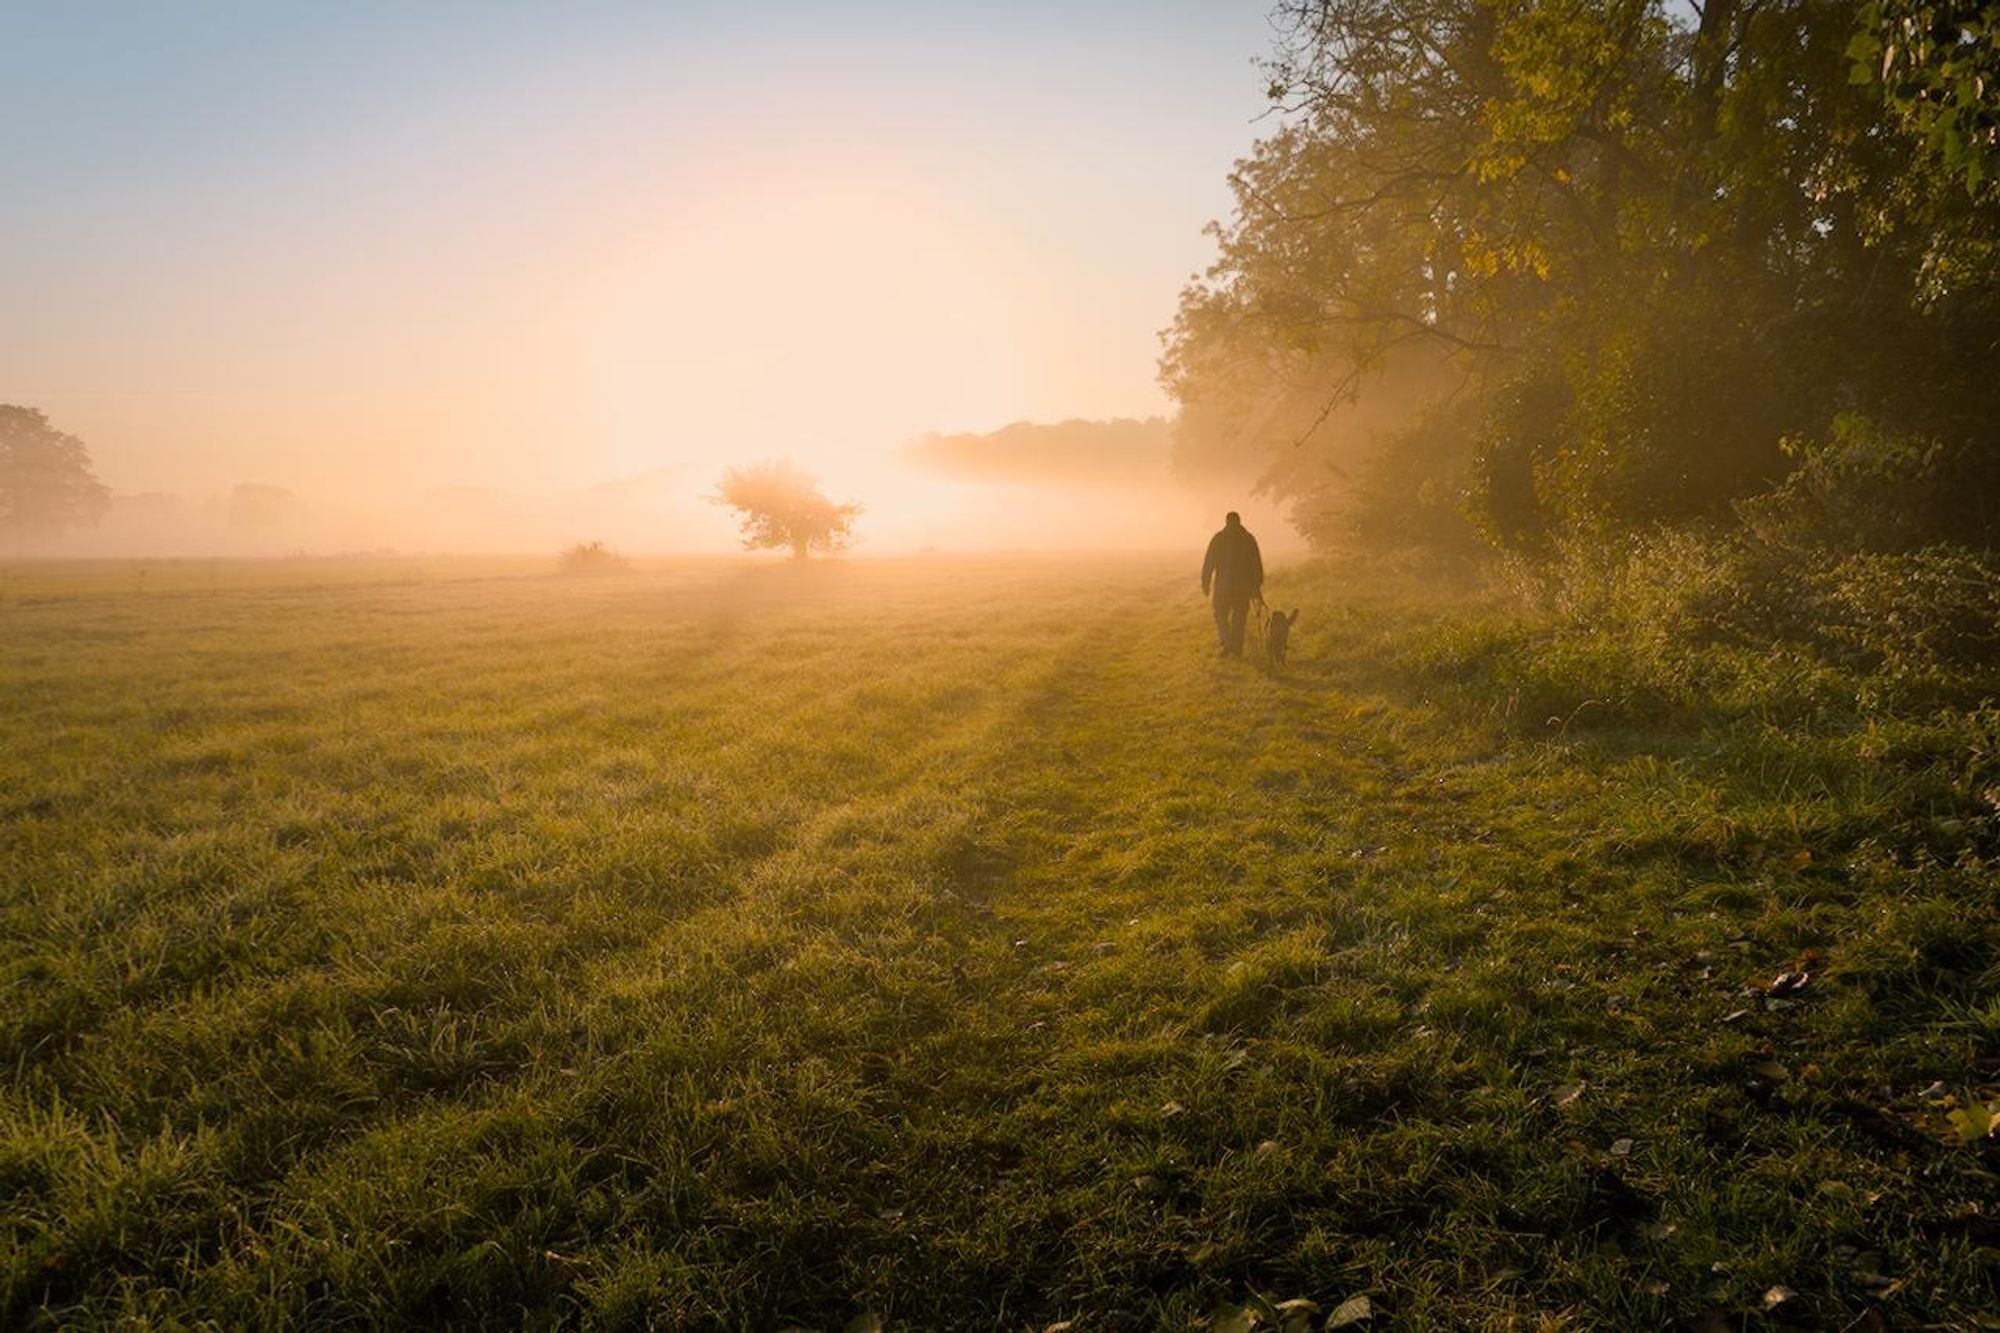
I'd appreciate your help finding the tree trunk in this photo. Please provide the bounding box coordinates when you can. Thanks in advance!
[1690,0,1738,146]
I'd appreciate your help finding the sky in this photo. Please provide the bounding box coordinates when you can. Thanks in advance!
[1,1,1282,547]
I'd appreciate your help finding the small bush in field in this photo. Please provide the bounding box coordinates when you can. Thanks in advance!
[557,541,630,576]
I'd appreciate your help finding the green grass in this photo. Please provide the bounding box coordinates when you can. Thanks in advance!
[2,554,1996,1329]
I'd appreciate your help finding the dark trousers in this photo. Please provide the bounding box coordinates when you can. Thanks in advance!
[1212,591,1251,656]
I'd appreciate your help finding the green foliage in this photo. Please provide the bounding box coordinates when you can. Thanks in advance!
[1813,546,2000,684]
[1165,2,2000,559]
[1326,396,1486,561]
[1462,520,2000,719]
[1737,414,1951,556]
[711,459,862,558]
[1508,412,2000,690]
[0,405,110,544]
[1852,2,2000,193]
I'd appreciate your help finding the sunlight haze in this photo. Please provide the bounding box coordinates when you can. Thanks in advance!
[2,2,1277,552]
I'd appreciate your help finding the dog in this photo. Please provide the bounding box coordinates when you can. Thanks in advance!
[1265,607,1300,667]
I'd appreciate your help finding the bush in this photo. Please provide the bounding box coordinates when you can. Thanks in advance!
[557,541,631,576]
[1736,414,1947,557]
[1457,522,2000,729]
[1812,546,2000,683]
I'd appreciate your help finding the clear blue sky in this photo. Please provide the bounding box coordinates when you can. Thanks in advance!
[1,2,1281,500]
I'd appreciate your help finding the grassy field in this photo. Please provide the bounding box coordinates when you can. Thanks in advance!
[2,553,1996,1329]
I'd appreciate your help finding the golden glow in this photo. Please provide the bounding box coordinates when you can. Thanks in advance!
[5,5,1280,555]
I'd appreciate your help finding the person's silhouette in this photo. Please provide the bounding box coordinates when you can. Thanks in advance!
[1200,511,1263,657]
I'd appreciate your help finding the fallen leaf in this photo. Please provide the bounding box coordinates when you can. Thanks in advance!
[1553,1082,1587,1108]
[1763,1284,1799,1311]
[1722,1008,1753,1024]
[1161,1100,1187,1118]
[1767,971,1811,997]
[1609,1138,1635,1157]
[1210,1305,1257,1333]
[1275,1298,1319,1333]
[1750,1060,1789,1082]
[845,1314,884,1333]
[1324,1294,1374,1328]
[1947,1101,1999,1143]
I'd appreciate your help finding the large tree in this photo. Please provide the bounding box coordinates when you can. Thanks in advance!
[0,406,112,545]
[711,460,861,559]
[1164,0,2000,554]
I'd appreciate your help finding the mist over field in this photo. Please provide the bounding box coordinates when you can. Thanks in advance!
[50,427,1301,559]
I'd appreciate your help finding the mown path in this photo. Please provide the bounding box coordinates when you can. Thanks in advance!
[2,555,1991,1328]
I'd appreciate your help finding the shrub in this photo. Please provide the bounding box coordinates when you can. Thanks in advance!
[1736,414,1947,557]
[1811,546,2000,683]
[557,541,631,576]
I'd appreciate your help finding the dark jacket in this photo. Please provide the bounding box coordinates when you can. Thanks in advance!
[1201,523,1263,600]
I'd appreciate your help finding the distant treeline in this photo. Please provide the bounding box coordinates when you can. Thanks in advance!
[903,417,1172,486]
[1163,0,1999,571]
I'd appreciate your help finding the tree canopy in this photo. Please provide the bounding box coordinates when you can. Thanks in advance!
[1163,0,2000,557]
[1857,1,2000,191]
[711,460,861,559]
[0,405,111,545]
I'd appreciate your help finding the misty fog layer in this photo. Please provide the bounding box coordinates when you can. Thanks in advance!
[42,418,1299,559]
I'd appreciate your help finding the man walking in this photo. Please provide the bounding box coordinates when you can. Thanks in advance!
[1200,510,1263,657]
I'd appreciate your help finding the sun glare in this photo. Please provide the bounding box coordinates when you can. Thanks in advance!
[588,168,1032,490]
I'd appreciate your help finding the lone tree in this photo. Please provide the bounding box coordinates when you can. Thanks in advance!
[711,460,860,558]
[1,406,111,545]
